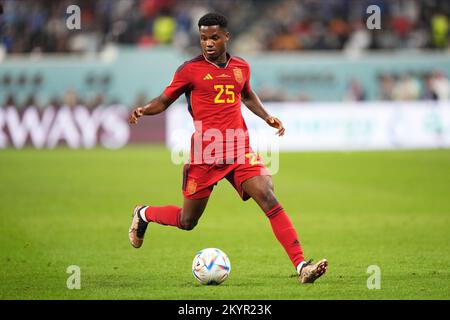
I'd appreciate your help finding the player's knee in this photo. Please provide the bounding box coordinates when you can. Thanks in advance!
[180,217,199,231]
[262,189,278,208]
[254,185,277,210]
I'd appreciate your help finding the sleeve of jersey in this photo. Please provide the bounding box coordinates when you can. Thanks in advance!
[163,65,191,101]
[242,64,252,95]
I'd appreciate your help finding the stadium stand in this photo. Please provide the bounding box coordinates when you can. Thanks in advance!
[1,0,449,54]
[0,0,449,106]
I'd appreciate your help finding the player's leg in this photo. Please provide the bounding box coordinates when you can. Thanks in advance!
[136,196,209,232]
[179,196,209,230]
[241,175,305,267]
[241,175,277,212]
[143,196,209,230]
[128,197,209,248]
[129,164,214,248]
[241,175,327,283]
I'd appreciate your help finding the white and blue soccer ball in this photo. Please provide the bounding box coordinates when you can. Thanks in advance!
[192,248,231,285]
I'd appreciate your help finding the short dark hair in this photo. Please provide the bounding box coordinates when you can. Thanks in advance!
[198,13,228,30]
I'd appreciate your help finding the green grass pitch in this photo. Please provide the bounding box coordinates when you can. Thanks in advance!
[0,146,449,299]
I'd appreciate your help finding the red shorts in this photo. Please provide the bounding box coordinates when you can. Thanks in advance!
[182,155,270,200]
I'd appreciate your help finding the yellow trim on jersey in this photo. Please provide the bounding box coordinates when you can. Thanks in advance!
[203,54,231,69]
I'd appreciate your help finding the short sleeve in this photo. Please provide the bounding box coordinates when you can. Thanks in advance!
[242,64,252,95]
[163,64,191,100]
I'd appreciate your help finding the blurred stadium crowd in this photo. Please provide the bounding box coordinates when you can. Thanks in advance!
[1,0,449,54]
[0,0,449,107]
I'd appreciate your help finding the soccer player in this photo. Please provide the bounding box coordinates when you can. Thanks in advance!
[128,13,328,284]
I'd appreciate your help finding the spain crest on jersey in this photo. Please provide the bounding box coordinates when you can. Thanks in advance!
[233,68,243,84]
[187,179,197,195]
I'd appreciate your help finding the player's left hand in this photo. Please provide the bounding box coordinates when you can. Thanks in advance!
[265,116,285,136]
[129,107,144,124]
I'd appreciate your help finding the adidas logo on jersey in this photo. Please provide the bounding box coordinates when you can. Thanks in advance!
[203,73,213,80]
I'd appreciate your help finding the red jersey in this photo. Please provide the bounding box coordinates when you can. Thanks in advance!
[164,53,252,164]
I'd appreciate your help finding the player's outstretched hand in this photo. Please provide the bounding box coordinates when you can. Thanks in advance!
[265,116,285,136]
[129,107,144,124]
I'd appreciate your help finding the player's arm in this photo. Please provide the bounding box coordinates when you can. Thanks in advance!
[129,93,174,124]
[130,62,191,124]
[242,90,285,136]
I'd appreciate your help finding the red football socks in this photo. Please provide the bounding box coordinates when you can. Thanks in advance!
[142,203,304,269]
[144,205,182,228]
[265,203,304,268]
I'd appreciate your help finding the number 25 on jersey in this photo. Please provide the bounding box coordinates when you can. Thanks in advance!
[214,85,235,104]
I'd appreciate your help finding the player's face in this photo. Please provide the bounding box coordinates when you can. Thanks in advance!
[199,25,229,62]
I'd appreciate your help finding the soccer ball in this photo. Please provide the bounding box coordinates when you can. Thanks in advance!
[192,248,231,285]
